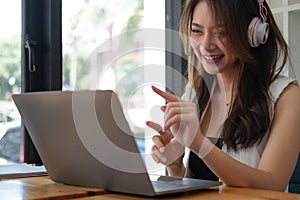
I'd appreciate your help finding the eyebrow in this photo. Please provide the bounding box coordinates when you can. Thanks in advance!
[191,22,226,30]
[191,22,203,28]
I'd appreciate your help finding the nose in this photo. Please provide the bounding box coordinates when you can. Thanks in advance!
[201,33,217,51]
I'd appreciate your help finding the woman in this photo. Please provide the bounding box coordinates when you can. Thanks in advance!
[146,0,300,191]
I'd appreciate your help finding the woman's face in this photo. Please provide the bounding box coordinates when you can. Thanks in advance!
[190,1,238,75]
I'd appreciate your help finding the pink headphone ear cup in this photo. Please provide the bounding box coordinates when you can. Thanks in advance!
[248,17,269,47]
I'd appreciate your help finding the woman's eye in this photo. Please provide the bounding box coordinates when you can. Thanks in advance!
[214,29,227,37]
[191,29,202,34]
[214,32,223,37]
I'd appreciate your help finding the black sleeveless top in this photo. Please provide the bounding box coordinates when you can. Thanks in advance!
[186,137,222,181]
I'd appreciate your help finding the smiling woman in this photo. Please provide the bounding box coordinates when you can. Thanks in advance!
[147,0,300,193]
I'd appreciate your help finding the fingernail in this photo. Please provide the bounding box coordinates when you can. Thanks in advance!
[146,121,150,125]
[161,106,166,111]
[159,147,165,153]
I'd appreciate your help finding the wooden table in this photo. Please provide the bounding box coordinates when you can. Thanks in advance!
[75,186,300,200]
[0,176,105,199]
[0,176,299,200]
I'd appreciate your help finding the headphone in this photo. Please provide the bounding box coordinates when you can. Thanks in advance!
[248,0,269,47]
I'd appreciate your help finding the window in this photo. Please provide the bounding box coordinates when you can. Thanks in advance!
[0,0,22,165]
[62,0,167,174]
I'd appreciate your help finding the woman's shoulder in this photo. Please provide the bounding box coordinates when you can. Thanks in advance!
[276,81,300,105]
[269,75,299,102]
[273,76,300,115]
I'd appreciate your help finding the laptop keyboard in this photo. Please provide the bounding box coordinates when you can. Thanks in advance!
[151,179,195,192]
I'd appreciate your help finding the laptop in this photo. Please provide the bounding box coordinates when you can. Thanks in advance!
[12,90,220,196]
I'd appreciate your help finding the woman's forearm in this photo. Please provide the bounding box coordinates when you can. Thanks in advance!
[201,146,287,191]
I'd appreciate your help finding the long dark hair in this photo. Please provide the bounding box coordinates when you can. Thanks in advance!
[179,0,289,151]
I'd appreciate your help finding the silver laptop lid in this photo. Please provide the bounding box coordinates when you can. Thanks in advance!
[13,90,156,196]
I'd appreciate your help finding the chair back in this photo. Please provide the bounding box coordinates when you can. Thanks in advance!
[289,153,300,193]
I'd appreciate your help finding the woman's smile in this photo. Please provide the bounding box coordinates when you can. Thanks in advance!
[202,54,225,64]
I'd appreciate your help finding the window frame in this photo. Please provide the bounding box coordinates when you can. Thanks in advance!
[22,0,62,164]
[165,0,187,96]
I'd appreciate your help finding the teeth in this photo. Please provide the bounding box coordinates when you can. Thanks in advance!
[204,55,222,60]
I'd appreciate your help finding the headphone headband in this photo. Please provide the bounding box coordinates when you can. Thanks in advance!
[258,0,268,22]
[247,0,269,47]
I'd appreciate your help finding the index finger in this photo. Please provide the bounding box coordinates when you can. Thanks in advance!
[146,121,163,134]
[151,85,179,103]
